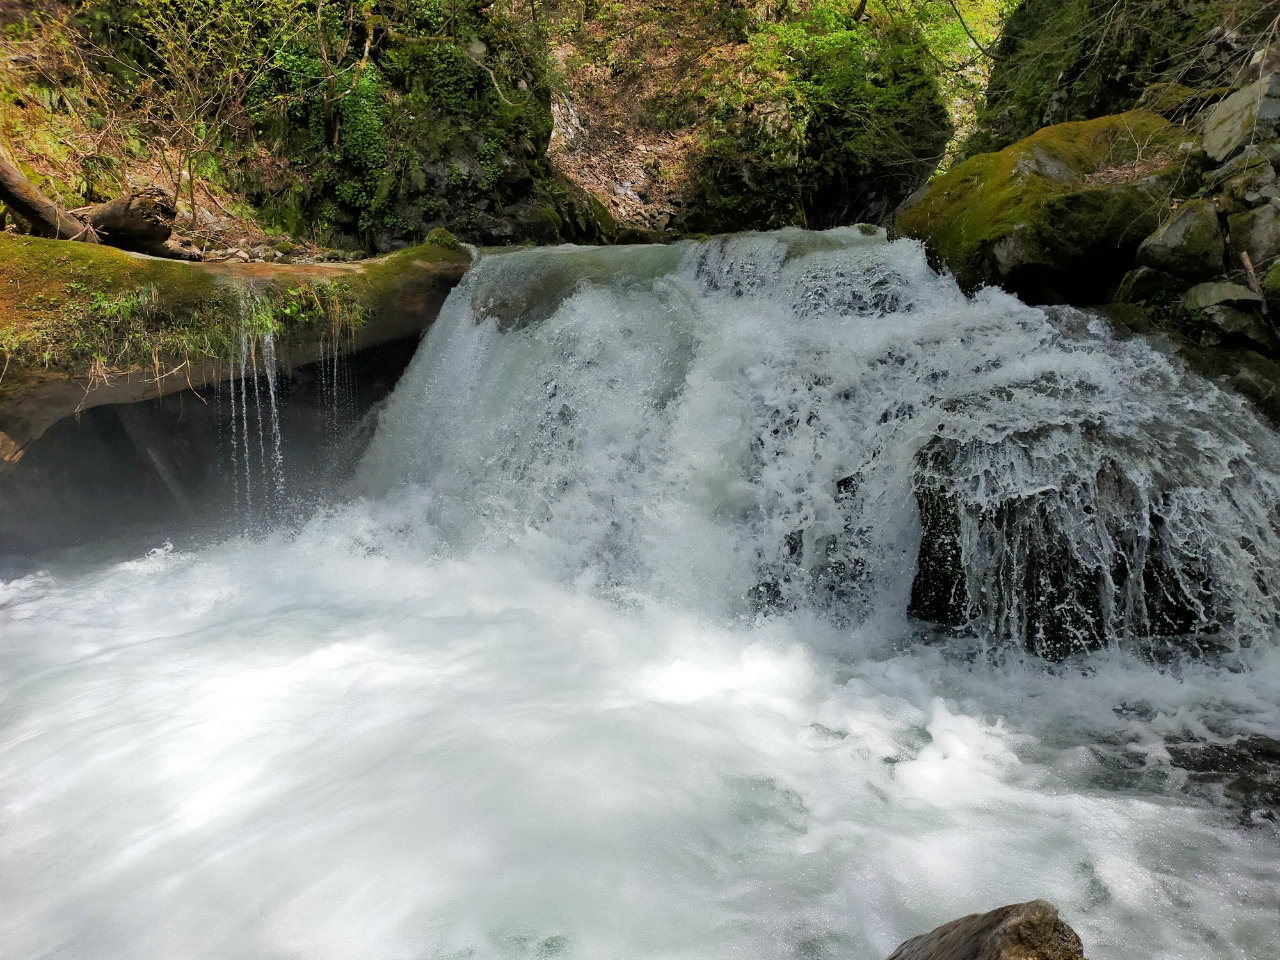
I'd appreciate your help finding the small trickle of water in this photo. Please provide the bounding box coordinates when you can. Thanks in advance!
[262,334,286,497]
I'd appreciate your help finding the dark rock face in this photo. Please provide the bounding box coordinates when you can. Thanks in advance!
[886,900,1087,960]
[907,434,1236,662]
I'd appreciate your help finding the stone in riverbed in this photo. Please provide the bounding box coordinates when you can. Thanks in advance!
[885,900,1087,960]
[1200,74,1280,163]
[1220,160,1278,214]
[1227,205,1280,270]
[1114,265,1190,304]
[1182,281,1264,311]
[1202,305,1280,353]
[1203,145,1272,189]
[1135,199,1224,281]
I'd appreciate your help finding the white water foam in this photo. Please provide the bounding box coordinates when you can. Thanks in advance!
[3,230,1279,960]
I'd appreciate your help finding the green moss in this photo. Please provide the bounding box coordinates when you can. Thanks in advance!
[0,235,409,376]
[426,227,462,251]
[684,17,952,232]
[894,111,1198,299]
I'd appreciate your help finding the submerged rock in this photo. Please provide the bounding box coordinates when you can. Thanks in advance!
[885,900,1087,960]
[1168,735,1280,826]
[1135,199,1224,281]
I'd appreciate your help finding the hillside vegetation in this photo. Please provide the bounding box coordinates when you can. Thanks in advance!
[1,0,1009,252]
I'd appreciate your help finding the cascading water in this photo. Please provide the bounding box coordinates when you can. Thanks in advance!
[2,229,1279,960]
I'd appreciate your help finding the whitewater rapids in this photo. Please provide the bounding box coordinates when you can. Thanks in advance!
[2,229,1279,960]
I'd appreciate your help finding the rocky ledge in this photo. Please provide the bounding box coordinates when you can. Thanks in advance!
[0,236,472,469]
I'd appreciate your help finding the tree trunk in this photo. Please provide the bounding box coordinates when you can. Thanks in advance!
[0,151,98,242]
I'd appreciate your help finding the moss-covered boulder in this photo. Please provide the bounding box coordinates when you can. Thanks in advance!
[1135,199,1224,281]
[893,111,1199,302]
[0,235,471,465]
[1228,205,1280,271]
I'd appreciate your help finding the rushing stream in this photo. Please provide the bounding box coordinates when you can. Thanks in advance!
[3,229,1279,959]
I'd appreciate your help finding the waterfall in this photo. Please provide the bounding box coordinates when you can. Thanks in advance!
[3,230,1279,960]
[362,229,1280,658]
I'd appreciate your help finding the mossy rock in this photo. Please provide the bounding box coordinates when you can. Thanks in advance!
[893,111,1200,302]
[1263,260,1280,313]
[0,236,238,372]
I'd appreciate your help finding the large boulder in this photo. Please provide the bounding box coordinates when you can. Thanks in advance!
[886,900,1087,960]
[1227,204,1280,269]
[893,111,1199,303]
[1201,74,1280,163]
[1135,199,1224,280]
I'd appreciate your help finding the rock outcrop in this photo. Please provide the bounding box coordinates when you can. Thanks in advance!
[1135,199,1224,281]
[886,900,1087,960]
[1202,74,1280,163]
[0,236,472,468]
[896,54,1280,429]
[892,111,1198,303]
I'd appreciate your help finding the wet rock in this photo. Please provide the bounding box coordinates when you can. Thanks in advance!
[1182,281,1265,311]
[1201,305,1280,352]
[1227,204,1280,268]
[908,481,967,627]
[1200,74,1280,163]
[1114,266,1190,305]
[885,900,1087,960]
[1167,735,1280,825]
[1135,199,1224,281]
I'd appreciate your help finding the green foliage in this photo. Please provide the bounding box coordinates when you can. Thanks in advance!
[684,9,953,230]
[244,0,559,247]
[969,0,1278,155]
[426,226,461,249]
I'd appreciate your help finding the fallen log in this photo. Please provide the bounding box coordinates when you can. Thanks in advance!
[75,187,202,261]
[0,151,99,242]
[1,146,200,260]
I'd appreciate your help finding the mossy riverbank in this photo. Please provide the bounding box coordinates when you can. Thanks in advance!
[0,234,471,465]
